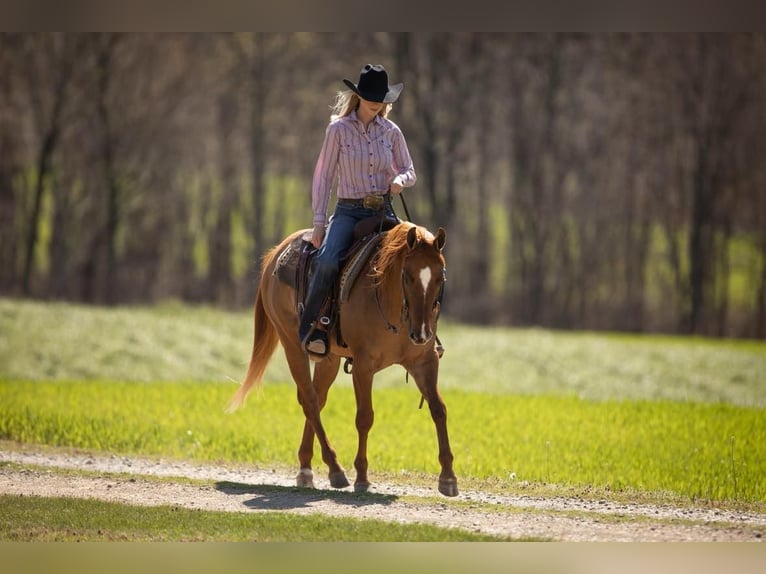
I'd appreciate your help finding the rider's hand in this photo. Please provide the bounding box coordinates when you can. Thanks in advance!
[311,224,325,248]
[390,181,403,195]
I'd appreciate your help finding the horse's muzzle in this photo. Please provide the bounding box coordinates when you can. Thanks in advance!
[409,325,433,345]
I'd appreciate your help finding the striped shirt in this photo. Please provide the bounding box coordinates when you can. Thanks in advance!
[311,111,416,226]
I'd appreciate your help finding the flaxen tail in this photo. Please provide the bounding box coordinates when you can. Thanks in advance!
[226,282,280,412]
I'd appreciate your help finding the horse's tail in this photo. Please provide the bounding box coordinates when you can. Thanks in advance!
[226,277,280,413]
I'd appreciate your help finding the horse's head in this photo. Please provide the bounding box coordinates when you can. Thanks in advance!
[402,225,447,346]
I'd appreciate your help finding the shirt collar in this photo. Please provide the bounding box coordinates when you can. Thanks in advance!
[349,110,384,129]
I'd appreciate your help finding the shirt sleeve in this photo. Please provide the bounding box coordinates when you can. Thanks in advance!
[390,125,417,189]
[311,122,341,227]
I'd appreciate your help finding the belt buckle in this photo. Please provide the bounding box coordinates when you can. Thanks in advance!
[363,194,384,210]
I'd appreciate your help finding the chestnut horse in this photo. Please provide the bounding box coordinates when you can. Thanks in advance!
[227,222,458,497]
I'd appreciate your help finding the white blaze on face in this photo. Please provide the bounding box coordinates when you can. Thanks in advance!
[418,266,433,340]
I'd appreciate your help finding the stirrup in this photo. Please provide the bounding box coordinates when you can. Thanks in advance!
[301,328,328,360]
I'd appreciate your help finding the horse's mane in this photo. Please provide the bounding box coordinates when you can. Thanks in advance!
[371,222,424,285]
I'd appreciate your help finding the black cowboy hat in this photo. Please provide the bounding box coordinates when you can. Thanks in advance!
[343,64,403,104]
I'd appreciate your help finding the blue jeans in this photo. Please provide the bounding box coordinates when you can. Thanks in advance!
[299,201,398,340]
[316,202,397,270]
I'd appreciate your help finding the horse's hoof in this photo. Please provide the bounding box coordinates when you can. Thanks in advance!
[329,471,350,489]
[438,478,459,497]
[354,481,371,493]
[296,468,315,489]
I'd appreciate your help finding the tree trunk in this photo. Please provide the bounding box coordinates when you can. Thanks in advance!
[249,33,267,284]
[95,34,121,304]
[21,35,78,296]
[0,116,19,293]
[22,126,58,295]
[208,91,237,304]
[473,105,491,321]
[48,168,71,299]
[687,141,714,334]
[714,220,731,337]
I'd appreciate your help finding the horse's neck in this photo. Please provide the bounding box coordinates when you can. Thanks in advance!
[378,257,405,315]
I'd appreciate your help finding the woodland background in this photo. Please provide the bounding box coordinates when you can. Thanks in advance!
[1,33,765,338]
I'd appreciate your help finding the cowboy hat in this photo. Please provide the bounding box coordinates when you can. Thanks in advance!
[343,64,403,104]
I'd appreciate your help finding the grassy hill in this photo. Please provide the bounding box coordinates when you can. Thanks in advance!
[1,297,764,405]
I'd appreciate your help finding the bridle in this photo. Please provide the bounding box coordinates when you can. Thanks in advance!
[373,253,446,336]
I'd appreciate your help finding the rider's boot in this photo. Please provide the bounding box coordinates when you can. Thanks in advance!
[298,263,336,358]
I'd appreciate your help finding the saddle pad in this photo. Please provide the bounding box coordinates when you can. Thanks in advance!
[339,233,385,303]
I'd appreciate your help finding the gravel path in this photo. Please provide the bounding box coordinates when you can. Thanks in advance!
[1,449,764,542]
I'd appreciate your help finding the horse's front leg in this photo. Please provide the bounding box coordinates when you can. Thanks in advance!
[408,354,458,497]
[296,354,341,488]
[351,363,375,493]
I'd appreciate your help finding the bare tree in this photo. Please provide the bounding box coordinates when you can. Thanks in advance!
[208,87,238,304]
[505,34,571,326]
[92,34,123,303]
[17,34,83,295]
[0,34,24,293]
[661,34,761,334]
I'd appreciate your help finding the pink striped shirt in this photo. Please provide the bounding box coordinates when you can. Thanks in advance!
[311,111,416,226]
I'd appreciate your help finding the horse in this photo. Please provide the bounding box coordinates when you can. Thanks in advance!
[227,221,458,497]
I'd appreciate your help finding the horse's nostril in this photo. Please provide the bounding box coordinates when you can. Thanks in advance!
[410,330,431,345]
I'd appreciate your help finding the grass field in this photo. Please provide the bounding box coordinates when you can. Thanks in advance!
[1,297,765,506]
[0,494,507,542]
[2,380,764,503]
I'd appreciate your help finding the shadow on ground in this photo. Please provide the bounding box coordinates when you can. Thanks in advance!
[215,481,398,511]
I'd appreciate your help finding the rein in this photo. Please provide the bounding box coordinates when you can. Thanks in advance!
[372,261,406,334]
[373,244,447,337]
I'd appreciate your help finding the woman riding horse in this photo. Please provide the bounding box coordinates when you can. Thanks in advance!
[228,222,457,497]
[227,64,457,497]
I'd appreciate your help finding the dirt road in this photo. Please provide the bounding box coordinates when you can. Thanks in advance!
[1,449,764,542]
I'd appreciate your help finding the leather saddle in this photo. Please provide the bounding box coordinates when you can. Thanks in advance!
[273,213,399,347]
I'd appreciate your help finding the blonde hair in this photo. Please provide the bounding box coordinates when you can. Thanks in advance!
[330,90,392,121]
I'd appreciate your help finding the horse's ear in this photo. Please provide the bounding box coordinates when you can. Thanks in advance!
[435,227,446,252]
[407,225,419,250]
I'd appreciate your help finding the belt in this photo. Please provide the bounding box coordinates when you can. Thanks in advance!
[338,193,390,210]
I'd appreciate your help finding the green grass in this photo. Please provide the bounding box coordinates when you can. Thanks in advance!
[1,380,764,503]
[1,297,765,505]
[436,324,766,405]
[0,299,253,384]
[0,494,507,541]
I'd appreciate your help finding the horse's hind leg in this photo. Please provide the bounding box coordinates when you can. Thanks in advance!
[281,338,349,489]
[351,362,375,493]
[296,354,341,488]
